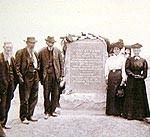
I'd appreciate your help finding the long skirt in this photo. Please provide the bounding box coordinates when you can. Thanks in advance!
[123,77,150,120]
[106,70,124,116]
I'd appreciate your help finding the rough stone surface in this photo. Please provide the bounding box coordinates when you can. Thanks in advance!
[64,39,107,93]
[60,93,106,111]
[63,39,107,111]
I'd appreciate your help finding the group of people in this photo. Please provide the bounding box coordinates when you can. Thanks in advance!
[105,41,150,121]
[0,36,64,137]
[0,35,150,137]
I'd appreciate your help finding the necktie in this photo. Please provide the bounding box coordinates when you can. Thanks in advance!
[30,51,35,63]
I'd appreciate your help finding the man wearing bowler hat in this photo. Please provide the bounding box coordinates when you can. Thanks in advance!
[15,37,39,124]
[38,36,64,119]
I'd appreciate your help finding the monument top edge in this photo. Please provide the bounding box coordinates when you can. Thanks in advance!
[68,39,107,46]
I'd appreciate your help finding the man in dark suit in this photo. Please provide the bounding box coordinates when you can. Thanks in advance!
[38,36,64,119]
[0,42,17,131]
[15,37,39,124]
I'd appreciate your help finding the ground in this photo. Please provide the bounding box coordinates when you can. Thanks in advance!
[3,69,150,137]
[5,110,150,137]
[4,81,150,137]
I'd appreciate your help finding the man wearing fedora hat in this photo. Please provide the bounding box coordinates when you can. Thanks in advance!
[38,36,64,119]
[15,37,39,124]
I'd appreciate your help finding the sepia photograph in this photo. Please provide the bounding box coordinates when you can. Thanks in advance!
[0,0,150,137]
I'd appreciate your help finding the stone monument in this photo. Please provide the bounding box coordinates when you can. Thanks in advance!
[61,38,108,112]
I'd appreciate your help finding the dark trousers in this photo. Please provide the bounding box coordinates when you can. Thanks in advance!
[3,88,13,126]
[56,93,61,107]
[0,82,14,126]
[19,72,39,121]
[56,82,65,108]
[0,124,5,137]
[0,95,6,123]
[43,74,59,114]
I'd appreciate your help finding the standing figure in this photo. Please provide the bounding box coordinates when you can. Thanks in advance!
[0,42,16,133]
[61,34,73,57]
[124,45,131,58]
[123,43,150,120]
[105,43,126,116]
[38,36,64,119]
[15,37,39,124]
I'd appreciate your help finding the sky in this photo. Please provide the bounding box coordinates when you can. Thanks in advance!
[0,0,150,56]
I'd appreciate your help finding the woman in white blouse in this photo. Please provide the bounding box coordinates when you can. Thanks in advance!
[105,43,126,116]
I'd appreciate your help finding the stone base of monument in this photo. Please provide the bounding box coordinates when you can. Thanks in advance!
[60,92,106,114]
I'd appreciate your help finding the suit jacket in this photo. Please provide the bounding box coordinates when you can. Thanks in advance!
[15,47,39,80]
[38,47,64,83]
[0,53,17,94]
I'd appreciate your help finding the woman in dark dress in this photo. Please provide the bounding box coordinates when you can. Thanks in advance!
[105,42,126,116]
[123,43,150,120]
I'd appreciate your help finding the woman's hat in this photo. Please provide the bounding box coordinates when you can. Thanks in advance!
[131,43,142,48]
[124,45,131,49]
[109,39,124,49]
[110,41,123,49]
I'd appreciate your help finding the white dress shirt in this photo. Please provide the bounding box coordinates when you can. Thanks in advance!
[47,46,54,51]
[27,48,38,69]
[105,54,127,81]
[3,52,11,64]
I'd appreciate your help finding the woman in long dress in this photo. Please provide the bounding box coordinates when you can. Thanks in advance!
[123,43,150,120]
[105,43,126,116]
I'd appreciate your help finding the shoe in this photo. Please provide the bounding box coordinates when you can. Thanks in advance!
[144,117,150,123]
[55,107,61,114]
[21,118,30,124]
[127,116,133,120]
[44,114,49,120]
[50,112,58,117]
[27,116,38,122]
[2,125,11,129]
